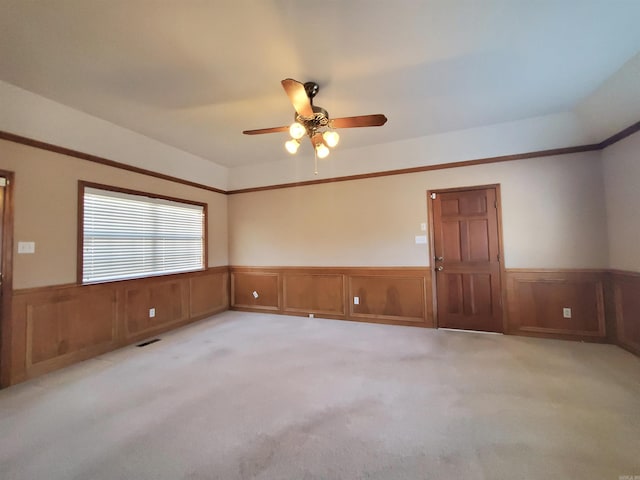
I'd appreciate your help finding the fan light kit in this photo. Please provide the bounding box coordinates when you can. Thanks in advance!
[243,79,388,174]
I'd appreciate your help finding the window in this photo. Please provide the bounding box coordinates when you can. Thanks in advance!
[80,183,206,283]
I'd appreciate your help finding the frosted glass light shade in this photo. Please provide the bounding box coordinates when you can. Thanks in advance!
[323,130,340,148]
[289,122,306,139]
[315,143,330,159]
[285,139,300,154]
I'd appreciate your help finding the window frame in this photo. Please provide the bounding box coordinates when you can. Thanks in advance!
[77,181,208,284]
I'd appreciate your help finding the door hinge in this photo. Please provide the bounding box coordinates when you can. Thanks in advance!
[497,252,501,262]
[494,200,497,208]
[430,193,436,199]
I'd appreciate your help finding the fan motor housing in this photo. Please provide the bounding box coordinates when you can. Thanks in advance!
[304,81,320,99]
[295,105,329,135]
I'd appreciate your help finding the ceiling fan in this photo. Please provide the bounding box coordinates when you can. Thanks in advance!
[243,78,387,173]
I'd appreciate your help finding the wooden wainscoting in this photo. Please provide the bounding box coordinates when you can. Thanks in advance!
[283,271,345,318]
[7,267,229,386]
[610,270,640,356]
[230,267,636,351]
[349,273,427,324]
[506,270,607,342]
[231,270,281,311]
[22,284,118,379]
[190,271,229,318]
[124,278,190,339]
[230,267,432,327]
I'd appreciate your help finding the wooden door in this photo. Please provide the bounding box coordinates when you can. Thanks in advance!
[0,178,5,383]
[430,186,503,332]
[0,172,12,388]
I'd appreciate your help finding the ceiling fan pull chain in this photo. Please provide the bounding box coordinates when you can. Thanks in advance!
[314,149,319,175]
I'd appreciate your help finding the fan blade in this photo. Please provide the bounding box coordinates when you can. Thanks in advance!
[281,78,314,117]
[330,114,388,129]
[242,126,289,135]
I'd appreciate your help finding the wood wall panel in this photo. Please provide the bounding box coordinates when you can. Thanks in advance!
[230,267,432,327]
[276,267,640,350]
[6,266,638,387]
[231,271,280,311]
[611,271,640,356]
[125,280,189,338]
[349,275,426,323]
[506,270,606,341]
[190,270,229,318]
[9,283,119,381]
[6,267,229,386]
[27,290,116,366]
[283,273,345,317]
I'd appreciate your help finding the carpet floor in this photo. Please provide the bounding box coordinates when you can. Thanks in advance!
[1,311,639,480]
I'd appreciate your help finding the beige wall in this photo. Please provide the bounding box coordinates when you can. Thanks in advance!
[0,81,229,190]
[0,139,228,289]
[229,151,608,269]
[0,137,620,291]
[228,112,593,190]
[602,131,640,272]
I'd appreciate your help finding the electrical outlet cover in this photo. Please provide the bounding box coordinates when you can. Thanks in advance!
[18,241,35,254]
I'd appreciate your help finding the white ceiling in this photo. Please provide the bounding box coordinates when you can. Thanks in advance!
[1,0,640,169]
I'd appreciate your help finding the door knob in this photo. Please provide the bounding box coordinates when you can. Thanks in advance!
[434,256,444,262]
[436,266,444,271]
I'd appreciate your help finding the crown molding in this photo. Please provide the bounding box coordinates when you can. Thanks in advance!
[0,131,226,195]
[1,120,638,195]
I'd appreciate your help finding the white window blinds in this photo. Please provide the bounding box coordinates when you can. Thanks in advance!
[82,187,204,283]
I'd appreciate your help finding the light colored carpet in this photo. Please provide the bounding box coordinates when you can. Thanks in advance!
[1,311,639,480]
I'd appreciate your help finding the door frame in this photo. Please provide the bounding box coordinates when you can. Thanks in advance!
[0,169,15,388]
[426,183,508,332]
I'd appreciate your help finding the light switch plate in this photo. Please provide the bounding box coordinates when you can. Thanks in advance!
[354,296,360,305]
[18,241,35,254]
[563,307,572,319]
[415,235,427,244]
[420,223,427,231]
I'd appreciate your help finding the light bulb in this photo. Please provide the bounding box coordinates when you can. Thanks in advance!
[289,122,306,140]
[315,143,330,159]
[285,139,300,154]
[323,130,340,148]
